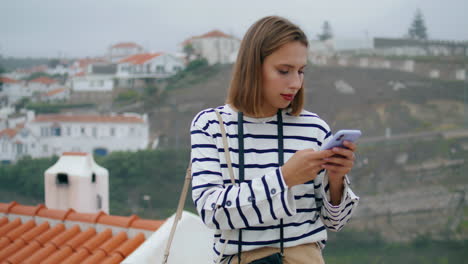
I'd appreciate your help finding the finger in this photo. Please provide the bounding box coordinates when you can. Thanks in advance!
[322,164,350,174]
[331,147,355,160]
[343,141,357,151]
[324,157,354,167]
[312,149,335,159]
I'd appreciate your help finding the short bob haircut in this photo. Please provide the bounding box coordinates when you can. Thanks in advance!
[226,16,309,117]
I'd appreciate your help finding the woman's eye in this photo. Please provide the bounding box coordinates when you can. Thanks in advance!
[299,70,304,75]
[278,70,289,75]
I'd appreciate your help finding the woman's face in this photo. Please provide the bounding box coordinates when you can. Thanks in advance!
[260,41,308,117]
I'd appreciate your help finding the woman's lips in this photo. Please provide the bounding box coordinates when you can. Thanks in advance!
[281,94,294,101]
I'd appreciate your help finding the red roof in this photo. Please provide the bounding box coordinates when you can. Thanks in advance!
[74,72,85,77]
[118,53,163,65]
[76,58,108,69]
[0,201,164,264]
[32,114,145,124]
[182,30,235,46]
[0,128,19,139]
[44,88,67,97]
[0,77,20,84]
[199,30,233,39]
[110,42,143,49]
[30,77,57,85]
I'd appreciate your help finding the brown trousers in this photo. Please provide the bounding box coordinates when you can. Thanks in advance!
[229,243,325,264]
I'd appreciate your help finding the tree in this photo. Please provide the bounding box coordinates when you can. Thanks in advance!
[317,21,333,41]
[407,9,428,40]
[183,43,195,61]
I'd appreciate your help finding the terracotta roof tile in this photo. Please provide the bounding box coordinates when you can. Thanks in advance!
[80,228,112,253]
[0,203,12,213]
[9,204,45,216]
[0,77,20,84]
[32,114,145,124]
[37,208,75,221]
[113,232,145,258]
[2,220,36,242]
[98,214,139,228]
[66,211,106,223]
[23,243,57,263]
[0,217,8,227]
[0,218,21,237]
[0,202,159,263]
[118,52,163,65]
[20,221,50,242]
[101,254,124,264]
[0,129,19,139]
[6,240,42,263]
[44,87,67,97]
[29,77,57,85]
[62,248,91,264]
[131,219,165,231]
[64,227,96,249]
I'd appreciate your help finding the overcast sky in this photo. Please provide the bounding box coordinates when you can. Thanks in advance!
[1,0,467,58]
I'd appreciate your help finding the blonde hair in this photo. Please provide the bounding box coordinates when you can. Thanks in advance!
[226,16,308,116]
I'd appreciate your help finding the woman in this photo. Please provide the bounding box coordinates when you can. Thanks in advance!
[190,16,359,264]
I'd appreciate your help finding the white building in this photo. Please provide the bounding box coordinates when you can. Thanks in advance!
[71,73,115,92]
[0,111,150,163]
[116,52,184,80]
[39,87,70,102]
[0,77,28,105]
[108,42,145,63]
[181,30,240,65]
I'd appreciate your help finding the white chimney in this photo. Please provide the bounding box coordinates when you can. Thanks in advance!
[44,152,109,214]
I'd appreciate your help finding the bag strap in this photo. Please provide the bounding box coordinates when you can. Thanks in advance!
[163,109,235,264]
[237,110,285,263]
[215,110,236,184]
[162,163,192,264]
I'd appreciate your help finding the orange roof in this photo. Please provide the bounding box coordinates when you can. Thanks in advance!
[74,71,85,77]
[118,53,163,65]
[44,88,67,97]
[182,29,235,46]
[0,128,19,139]
[199,30,233,39]
[0,77,20,84]
[0,201,164,264]
[111,42,143,49]
[30,77,57,85]
[76,58,108,69]
[32,114,145,124]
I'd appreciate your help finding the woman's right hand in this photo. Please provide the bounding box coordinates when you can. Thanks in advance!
[281,149,334,187]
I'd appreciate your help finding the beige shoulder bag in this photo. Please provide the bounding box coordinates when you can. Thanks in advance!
[162,109,236,264]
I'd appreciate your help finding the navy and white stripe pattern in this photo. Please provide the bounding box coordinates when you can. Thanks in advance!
[190,105,359,263]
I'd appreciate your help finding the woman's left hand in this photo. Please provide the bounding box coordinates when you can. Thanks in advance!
[321,140,357,183]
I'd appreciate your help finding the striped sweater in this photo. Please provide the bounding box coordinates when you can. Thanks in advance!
[190,104,360,263]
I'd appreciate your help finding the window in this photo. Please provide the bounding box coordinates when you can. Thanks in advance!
[99,80,104,86]
[129,127,135,135]
[92,127,97,138]
[43,145,48,153]
[81,127,86,135]
[67,126,71,136]
[97,194,102,210]
[156,65,165,73]
[110,127,115,136]
[52,127,61,136]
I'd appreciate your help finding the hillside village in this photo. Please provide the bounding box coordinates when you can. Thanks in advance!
[1,29,467,164]
[1,23,468,262]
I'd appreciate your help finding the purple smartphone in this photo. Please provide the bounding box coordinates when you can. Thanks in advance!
[320,130,362,150]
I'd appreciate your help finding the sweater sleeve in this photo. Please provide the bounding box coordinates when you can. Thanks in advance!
[315,125,360,231]
[190,111,297,230]
[317,172,359,231]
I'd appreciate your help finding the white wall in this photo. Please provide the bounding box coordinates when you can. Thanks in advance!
[72,75,114,92]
